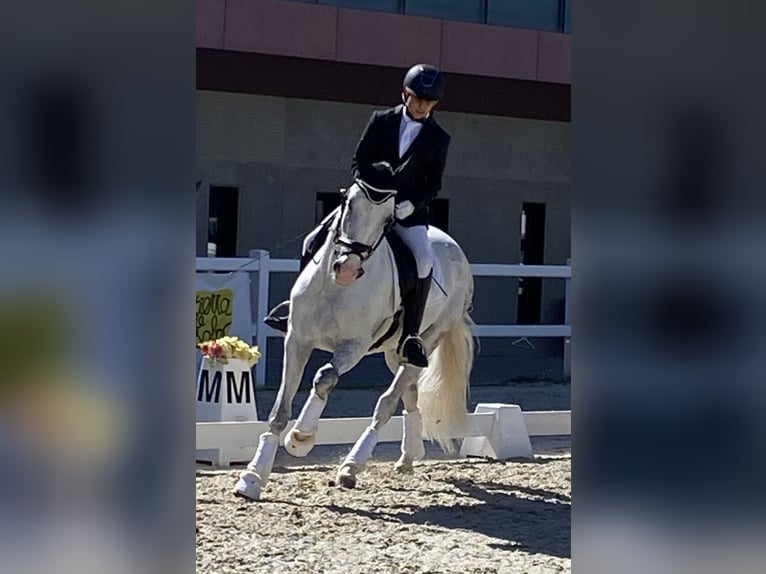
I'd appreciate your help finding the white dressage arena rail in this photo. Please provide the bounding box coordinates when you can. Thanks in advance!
[196,252,571,387]
[197,406,571,462]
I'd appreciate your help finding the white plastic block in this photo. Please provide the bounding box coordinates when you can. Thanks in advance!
[460,403,534,460]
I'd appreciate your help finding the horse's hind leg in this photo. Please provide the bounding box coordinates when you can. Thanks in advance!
[285,341,367,458]
[233,334,312,501]
[337,363,420,488]
[394,374,426,474]
[391,328,442,474]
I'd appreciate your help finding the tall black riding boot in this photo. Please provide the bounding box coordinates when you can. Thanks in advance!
[262,250,314,333]
[398,272,432,368]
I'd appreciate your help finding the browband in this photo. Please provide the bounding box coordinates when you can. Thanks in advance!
[355,179,397,205]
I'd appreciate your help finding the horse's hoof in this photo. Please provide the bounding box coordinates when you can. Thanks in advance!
[394,456,414,474]
[405,441,426,462]
[284,429,316,458]
[336,466,357,489]
[232,472,262,501]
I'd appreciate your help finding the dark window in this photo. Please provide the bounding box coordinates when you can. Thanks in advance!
[430,198,449,233]
[319,0,401,13]
[517,202,546,324]
[405,0,484,23]
[487,0,562,32]
[208,186,239,257]
[315,191,343,223]
[283,0,570,33]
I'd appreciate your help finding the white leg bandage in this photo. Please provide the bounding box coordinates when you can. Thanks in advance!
[402,410,426,460]
[294,390,327,434]
[244,432,280,486]
[343,426,379,467]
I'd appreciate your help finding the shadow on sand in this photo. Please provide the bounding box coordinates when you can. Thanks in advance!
[322,475,570,559]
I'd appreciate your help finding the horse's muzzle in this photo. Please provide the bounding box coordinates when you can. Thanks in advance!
[332,254,363,286]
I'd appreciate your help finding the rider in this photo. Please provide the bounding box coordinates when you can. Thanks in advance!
[264,64,450,368]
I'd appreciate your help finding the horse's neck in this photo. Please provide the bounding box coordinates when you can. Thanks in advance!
[311,236,335,289]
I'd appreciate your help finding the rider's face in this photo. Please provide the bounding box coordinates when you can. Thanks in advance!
[403,90,438,119]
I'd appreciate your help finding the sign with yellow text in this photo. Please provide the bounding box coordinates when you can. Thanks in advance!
[195,272,252,347]
[196,288,234,344]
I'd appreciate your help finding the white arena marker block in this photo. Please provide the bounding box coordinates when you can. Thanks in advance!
[196,357,259,466]
[460,403,534,460]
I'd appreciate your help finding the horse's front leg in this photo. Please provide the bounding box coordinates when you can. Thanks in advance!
[285,340,368,457]
[233,333,312,501]
[337,364,421,488]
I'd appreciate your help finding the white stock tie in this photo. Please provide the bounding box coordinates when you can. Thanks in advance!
[399,111,423,158]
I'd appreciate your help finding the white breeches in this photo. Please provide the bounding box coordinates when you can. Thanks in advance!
[393,223,433,279]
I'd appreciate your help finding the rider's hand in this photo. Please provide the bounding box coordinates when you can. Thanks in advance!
[395,200,415,220]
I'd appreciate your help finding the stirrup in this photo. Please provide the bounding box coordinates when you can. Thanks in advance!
[399,335,428,368]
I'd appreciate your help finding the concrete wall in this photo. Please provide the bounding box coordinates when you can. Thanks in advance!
[197,90,570,261]
[196,89,570,381]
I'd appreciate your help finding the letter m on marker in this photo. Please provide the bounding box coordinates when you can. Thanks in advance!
[197,369,222,403]
[227,370,251,404]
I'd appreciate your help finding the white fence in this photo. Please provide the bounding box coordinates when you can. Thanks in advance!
[197,407,571,463]
[196,410,571,450]
[196,251,571,387]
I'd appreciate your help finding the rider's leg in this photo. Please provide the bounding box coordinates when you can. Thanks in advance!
[392,223,433,368]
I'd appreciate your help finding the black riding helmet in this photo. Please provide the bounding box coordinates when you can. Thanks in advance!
[402,64,444,101]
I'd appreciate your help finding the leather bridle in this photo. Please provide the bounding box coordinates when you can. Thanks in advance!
[332,181,396,277]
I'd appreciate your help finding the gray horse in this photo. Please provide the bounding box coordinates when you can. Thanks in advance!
[234,180,475,500]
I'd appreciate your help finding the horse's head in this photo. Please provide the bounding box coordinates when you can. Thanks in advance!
[331,180,396,286]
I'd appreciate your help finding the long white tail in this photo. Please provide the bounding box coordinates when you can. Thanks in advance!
[417,308,475,453]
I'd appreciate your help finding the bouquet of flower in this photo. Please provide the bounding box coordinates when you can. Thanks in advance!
[198,336,261,368]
